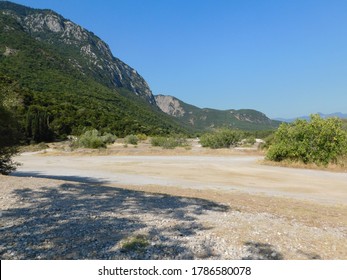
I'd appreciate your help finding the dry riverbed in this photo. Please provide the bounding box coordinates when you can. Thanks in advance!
[0,142,346,259]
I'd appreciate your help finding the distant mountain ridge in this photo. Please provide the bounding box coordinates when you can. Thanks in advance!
[274,112,347,123]
[155,95,281,131]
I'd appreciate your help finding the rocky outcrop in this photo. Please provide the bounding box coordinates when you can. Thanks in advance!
[3,46,18,56]
[0,1,156,105]
[155,95,186,117]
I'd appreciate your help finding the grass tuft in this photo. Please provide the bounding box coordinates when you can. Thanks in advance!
[121,234,149,253]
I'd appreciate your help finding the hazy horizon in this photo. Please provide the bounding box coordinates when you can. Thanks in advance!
[10,0,347,119]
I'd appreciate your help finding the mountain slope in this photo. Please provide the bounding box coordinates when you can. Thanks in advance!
[1,1,280,141]
[0,2,185,140]
[0,1,156,104]
[155,95,280,131]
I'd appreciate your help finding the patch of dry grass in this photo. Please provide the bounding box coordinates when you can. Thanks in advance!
[34,140,264,157]
[261,158,347,173]
[19,142,49,153]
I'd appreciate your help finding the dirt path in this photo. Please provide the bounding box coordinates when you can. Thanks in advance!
[13,153,347,205]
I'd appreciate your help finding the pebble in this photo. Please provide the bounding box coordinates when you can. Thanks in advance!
[1,180,345,260]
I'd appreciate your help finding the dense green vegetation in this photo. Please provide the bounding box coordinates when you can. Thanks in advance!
[266,115,347,166]
[0,12,186,144]
[342,119,347,131]
[0,76,20,174]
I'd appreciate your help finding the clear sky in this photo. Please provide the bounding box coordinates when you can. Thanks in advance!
[10,0,347,118]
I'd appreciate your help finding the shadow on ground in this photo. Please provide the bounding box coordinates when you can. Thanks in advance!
[0,176,229,260]
[242,242,284,260]
[296,250,321,260]
[13,171,109,185]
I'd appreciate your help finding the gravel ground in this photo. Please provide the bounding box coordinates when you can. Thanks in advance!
[13,152,347,205]
[1,175,346,260]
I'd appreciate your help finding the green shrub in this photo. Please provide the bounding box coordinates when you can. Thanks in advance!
[151,135,188,149]
[200,129,243,149]
[0,89,20,175]
[100,133,117,144]
[258,133,275,150]
[266,115,347,166]
[77,129,105,148]
[121,235,149,253]
[342,119,347,131]
[0,147,19,175]
[74,129,116,149]
[136,133,148,141]
[124,134,138,145]
[243,136,256,146]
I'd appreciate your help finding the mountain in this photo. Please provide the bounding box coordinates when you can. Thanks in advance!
[1,1,280,143]
[0,1,155,104]
[274,112,347,123]
[0,1,185,140]
[155,95,281,131]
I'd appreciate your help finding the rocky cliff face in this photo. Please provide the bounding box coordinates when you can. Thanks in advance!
[0,1,156,105]
[155,95,186,117]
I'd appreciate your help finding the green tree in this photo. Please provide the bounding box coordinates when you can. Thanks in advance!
[25,106,54,143]
[266,115,347,166]
[0,85,20,174]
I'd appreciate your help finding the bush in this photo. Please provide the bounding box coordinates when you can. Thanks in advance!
[124,135,138,145]
[150,136,164,147]
[0,147,19,175]
[100,133,117,144]
[74,129,116,149]
[266,115,347,166]
[200,129,243,149]
[136,134,148,141]
[243,136,256,146]
[151,135,188,149]
[0,91,20,175]
[258,133,275,150]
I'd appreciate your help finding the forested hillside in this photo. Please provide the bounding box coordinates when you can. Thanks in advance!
[155,95,281,131]
[0,4,185,142]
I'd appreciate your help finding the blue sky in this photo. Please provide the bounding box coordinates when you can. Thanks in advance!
[11,0,347,118]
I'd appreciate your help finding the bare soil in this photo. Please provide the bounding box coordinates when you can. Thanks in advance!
[1,141,346,259]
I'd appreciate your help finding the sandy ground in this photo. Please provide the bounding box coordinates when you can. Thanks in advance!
[1,142,346,259]
[13,150,347,205]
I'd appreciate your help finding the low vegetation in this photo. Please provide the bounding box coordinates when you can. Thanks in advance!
[266,115,347,166]
[124,135,139,145]
[151,135,188,149]
[121,235,149,253]
[199,129,243,149]
[241,136,256,147]
[72,129,116,149]
[0,147,19,175]
[136,134,148,141]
